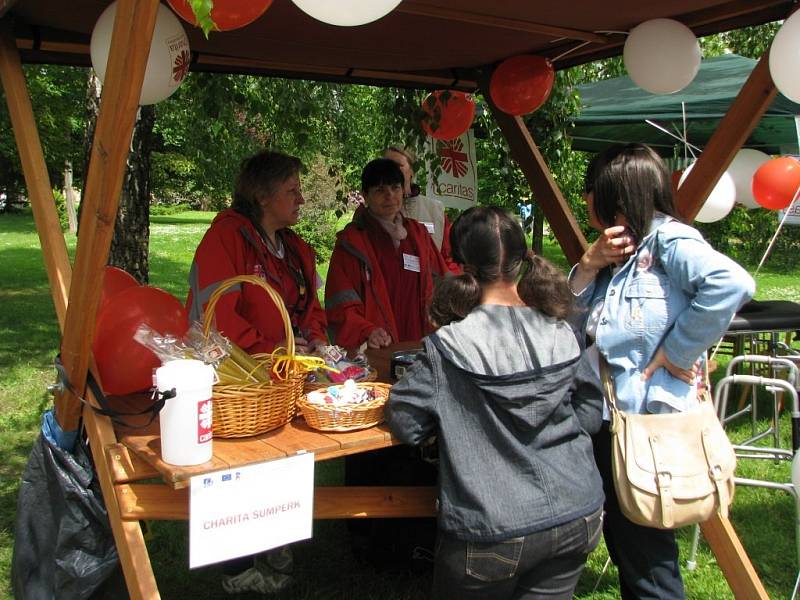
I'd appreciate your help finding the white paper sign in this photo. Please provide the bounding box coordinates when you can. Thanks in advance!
[402,253,421,272]
[425,129,478,210]
[189,453,314,568]
[778,198,800,226]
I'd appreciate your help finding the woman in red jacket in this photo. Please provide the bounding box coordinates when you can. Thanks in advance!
[325,158,448,350]
[187,150,327,355]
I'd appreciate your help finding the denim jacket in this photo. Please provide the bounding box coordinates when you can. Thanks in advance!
[386,305,604,542]
[570,214,755,414]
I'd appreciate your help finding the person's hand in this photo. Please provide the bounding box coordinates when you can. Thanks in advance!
[570,226,636,293]
[367,328,392,349]
[281,336,311,354]
[307,338,328,354]
[642,347,698,385]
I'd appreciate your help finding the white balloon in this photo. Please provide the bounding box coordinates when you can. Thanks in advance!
[291,0,401,26]
[623,18,701,94]
[728,149,771,209]
[678,162,736,222]
[90,2,190,105]
[770,10,800,103]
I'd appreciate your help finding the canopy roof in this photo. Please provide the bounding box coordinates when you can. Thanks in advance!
[4,0,793,89]
[571,53,800,156]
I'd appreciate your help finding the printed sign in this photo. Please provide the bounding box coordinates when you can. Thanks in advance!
[425,130,478,210]
[189,453,314,568]
[779,198,800,226]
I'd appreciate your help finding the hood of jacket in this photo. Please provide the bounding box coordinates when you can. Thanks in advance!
[429,304,581,423]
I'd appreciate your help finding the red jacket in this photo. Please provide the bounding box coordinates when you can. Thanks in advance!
[325,206,448,349]
[187,209,327,354]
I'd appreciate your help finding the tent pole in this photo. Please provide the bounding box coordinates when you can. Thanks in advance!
[676,48,777,221]
[478,73,587,265]
[0,19,71,330]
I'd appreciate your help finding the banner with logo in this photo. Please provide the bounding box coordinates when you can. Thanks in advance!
[425,130,478,210]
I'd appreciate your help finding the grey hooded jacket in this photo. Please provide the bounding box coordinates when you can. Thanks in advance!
[385,304,604,542]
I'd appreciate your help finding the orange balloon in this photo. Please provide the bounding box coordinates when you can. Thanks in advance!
[490,55,555,116]
[99,266,139,316]
[93,286,189,395]
[752,156,800,210]
[421,90,476,141]
[167,0,273,31]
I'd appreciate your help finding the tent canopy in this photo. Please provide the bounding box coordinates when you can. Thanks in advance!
[4,1,793,89]
[570,53,800,157]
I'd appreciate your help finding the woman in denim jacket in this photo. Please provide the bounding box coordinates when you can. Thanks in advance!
[570,143,755,599]
[387,207,605,600]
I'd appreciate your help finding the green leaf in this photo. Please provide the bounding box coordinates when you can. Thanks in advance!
[187,0,216,38]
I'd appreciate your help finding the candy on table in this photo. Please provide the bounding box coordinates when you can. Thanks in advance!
[305,379,375,406]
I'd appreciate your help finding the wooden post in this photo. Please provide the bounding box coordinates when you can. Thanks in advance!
[701,514,769,599]
[478,74,588,265]
[0,19,71,330]
[676,50,777,221]
[57,0,160,432]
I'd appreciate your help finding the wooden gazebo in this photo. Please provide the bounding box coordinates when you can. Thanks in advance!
[0,1,792,597]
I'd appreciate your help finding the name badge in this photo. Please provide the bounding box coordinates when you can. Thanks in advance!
[422,222,435,234]
[402,253,421,273]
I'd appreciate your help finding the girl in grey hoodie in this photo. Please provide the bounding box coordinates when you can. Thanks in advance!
[386,206,604,600]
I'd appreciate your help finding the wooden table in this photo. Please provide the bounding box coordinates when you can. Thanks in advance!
[109,343,434,523]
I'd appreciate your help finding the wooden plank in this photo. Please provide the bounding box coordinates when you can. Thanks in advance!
[258,419,346,456]
[319,423,394,450]
[106,443,160,483]
[700,514,770,599]
[676,49,777,221]
[116,484,437,521]
[55,0,159,433]
[0,20,71,330]
[479,74,587,265]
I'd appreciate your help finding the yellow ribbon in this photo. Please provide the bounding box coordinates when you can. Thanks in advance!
[269,346,340,381]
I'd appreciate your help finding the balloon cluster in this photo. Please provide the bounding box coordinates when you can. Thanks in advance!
[93,267,189,395]
[677,150,800,223]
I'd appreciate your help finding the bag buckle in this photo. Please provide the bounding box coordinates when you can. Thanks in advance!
[657,471,672,489]
[709,464,723,480]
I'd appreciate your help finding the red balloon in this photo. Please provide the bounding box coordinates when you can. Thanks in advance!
[490,55,555,116]
[421,90,476,141]
[752,156,800,210]
[99,266,139,316]
[93,286,189,395]
[167,0,273,31]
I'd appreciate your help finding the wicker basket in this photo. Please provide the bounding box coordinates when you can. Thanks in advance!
[203,275,307,438]
[298,382,391,432]
[302,367,378,394]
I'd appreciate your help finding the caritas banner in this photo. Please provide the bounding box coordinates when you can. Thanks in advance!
[778,198,800,226]
[425,130,478,210]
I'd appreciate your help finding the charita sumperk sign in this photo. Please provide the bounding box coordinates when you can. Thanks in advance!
[425,129,478,210]
[189,453,314,568]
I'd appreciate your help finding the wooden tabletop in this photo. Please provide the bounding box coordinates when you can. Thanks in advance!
[113,342,424,490]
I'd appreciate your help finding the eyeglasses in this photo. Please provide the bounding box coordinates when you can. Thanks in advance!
[369,183,402,195]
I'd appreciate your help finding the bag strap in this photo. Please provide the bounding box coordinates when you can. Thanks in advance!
[54,355,174,429]
[598,354,620,418]
[647,434,675,528]
[701,421,731,519]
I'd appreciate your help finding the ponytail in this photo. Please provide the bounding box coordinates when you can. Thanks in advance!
[429,272,482,327]
[517,253,574,320]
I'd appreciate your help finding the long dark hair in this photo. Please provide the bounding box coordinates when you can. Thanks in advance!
[429,206,573,326]
[585,143,678,244]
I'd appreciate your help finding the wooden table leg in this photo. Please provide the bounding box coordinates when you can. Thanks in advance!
[700,513,769,599]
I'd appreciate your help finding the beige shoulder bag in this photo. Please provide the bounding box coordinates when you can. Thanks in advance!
[599,356,736,529]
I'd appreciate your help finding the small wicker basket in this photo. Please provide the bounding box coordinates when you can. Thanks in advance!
[203,275,307,438]
[298,382,391,432]
[302,367,378,394]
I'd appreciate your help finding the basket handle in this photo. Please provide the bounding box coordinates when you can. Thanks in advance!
[202,275,295,357]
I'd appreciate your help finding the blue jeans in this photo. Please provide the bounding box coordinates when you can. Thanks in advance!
[432,507,603,600]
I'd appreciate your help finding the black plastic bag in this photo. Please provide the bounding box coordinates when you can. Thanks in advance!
[11,410,122,599]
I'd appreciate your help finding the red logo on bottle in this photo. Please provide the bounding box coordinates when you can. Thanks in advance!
[197,398,213,444]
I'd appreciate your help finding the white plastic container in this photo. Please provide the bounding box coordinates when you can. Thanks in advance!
[156,359,215,466]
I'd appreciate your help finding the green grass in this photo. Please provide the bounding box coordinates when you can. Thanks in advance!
[1,208,799,599]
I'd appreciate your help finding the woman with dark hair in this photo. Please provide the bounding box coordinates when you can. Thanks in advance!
[570,143,755,598]
[325,158,448,350]
[386,206,605,600]
[187,150,327,355]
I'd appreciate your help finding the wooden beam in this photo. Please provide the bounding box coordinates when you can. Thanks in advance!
[478,73,587,265]
[0,19,71,330]
[396,2,608,44]
[676,49,777,221]
[116,484,437,521]
[700,514,770,600]
[56,0,159,432]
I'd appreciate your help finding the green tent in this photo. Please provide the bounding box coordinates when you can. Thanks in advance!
[570,54,800,157]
